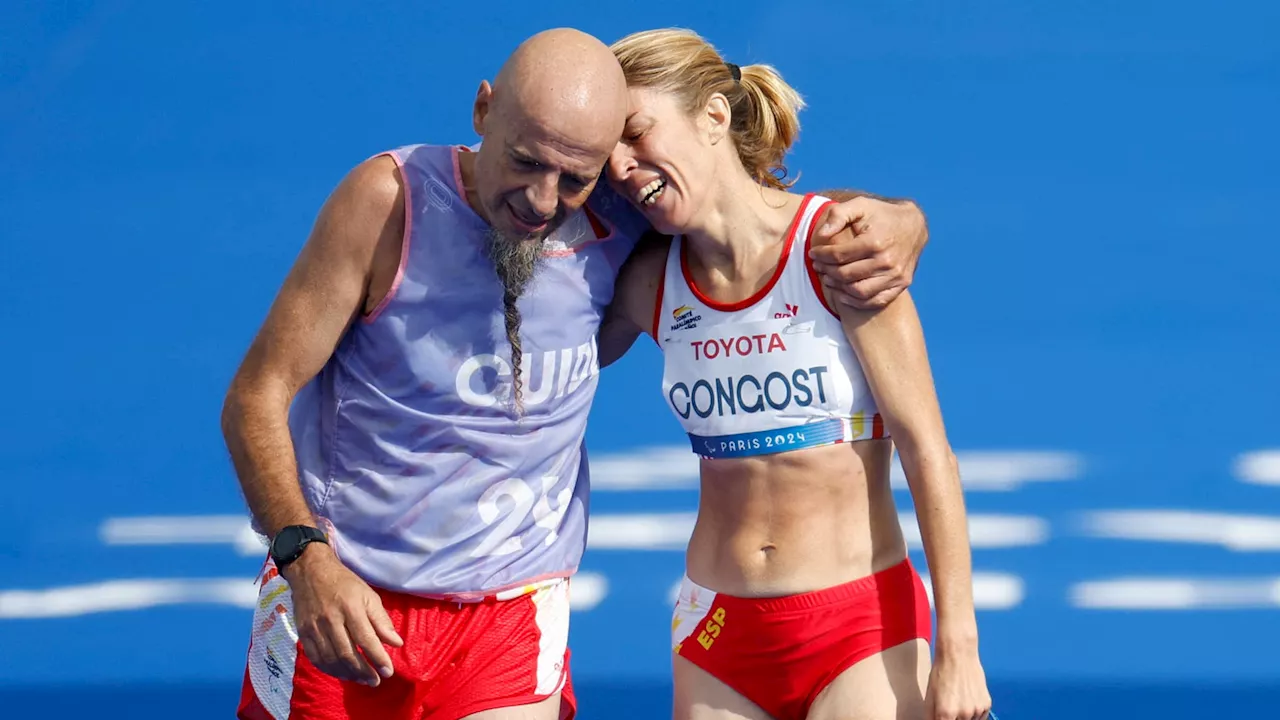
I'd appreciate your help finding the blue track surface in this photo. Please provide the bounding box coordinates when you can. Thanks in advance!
[2,2,1278,718]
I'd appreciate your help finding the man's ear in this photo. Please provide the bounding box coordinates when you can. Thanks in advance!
[473,80,494,136]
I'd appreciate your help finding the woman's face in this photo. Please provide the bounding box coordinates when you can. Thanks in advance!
[606,86,724,235]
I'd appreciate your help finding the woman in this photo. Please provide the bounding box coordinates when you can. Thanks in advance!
[601,29,993,720]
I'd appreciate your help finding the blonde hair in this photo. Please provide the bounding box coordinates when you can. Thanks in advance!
[610,28,806,190]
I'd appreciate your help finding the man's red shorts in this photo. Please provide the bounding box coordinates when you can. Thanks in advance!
[236,560,576,720]
[671,557,933,720]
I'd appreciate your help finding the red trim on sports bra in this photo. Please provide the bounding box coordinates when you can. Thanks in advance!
[679,194,815,313]
[803,199,841,319]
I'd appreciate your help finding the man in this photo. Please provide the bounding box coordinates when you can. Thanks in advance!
[224,27,930,720]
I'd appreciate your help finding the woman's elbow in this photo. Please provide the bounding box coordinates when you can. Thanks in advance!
[892,428,959,484]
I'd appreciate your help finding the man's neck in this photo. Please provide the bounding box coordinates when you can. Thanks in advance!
[454,146,491,225]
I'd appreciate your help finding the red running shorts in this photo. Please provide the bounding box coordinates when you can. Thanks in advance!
[237,560,575,720]
[671,557,933,720]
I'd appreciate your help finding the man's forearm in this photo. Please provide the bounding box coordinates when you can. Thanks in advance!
[221,382,317,539]
[815,188,917,206]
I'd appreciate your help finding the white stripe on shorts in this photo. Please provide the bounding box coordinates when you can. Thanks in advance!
[670,576,716,652]
[246,566,299,720]
[531,578,572,696]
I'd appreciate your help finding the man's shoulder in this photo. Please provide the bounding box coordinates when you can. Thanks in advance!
[377,142,466,160]
[329,142,467,240]
[367,142,465,179]
[331,153,405,219]
[356,143,476,217]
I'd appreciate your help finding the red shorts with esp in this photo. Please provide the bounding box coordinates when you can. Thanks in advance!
[237,561,575,720]
[671,558,933,720]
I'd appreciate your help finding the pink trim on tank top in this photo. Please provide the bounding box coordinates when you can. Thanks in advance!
[362,151,413,324]
[451,145,469,198]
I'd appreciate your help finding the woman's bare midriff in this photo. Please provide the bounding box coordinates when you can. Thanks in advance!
[685,438,909,598]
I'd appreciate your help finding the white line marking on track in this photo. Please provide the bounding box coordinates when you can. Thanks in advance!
[1071,577,1280,609]
[588,447,1083,492]
[1080,510,1280,551]
[900,513,1049,549]
[569,572,608,610]
[0,578,258,618]
[101,512,1050,553]
[1235,450,1280,486]
[100,515,266,555]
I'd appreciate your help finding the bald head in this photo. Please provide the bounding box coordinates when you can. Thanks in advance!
[491,28,628,146]
[466,27,629,251]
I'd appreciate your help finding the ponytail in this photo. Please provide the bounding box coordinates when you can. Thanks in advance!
[610,28,806,190]
[734,63,806,189]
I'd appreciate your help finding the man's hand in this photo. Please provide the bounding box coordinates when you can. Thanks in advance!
[281,544,405,687]
[808,194,929,309]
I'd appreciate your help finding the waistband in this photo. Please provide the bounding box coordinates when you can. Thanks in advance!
[371,573,570,604]
[678,557,921,614]
[688,417,853,459]
[255,553,568,605]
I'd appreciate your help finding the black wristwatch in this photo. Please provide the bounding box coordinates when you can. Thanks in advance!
[269,525,329,569]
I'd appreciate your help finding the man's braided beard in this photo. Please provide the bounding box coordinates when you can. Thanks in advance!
[485,228,546,417]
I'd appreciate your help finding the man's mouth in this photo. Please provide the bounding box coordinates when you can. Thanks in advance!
[507,203,551,233]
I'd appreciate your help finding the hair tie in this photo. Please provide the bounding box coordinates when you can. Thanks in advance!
[726,62,741,83]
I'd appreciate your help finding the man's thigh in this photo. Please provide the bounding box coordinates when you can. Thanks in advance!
[458,693,566,720]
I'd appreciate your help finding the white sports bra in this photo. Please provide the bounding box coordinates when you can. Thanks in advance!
[654,194,888,460]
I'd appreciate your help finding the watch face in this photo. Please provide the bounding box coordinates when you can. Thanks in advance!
[272,526,302,559]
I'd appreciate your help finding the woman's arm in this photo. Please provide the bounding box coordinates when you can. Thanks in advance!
[836,288,978,650]
[814,209,991,720]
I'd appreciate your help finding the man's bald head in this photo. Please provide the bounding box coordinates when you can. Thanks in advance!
[466,27,629,248]
[489,28,628,147]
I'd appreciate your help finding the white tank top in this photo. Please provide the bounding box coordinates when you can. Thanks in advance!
[655,194,887,460]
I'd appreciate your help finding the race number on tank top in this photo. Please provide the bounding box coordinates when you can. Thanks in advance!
[656,194,888,460]
[284,143,648,600]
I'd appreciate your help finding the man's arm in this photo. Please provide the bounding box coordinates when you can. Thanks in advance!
[222,155,399,542]
[220,153,405,686]
[598,306,642,369]
[815,188,916,206]
[807,188,930,310]
[598,231,670,368]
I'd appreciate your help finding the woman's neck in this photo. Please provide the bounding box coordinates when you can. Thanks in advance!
[681,170,803,281]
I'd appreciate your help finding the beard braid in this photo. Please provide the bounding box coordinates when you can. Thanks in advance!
[485,228,545,417]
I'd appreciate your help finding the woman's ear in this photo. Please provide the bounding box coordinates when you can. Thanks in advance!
[703,93,731,145]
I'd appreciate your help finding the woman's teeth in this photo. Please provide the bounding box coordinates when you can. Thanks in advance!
[637,178,666,206]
